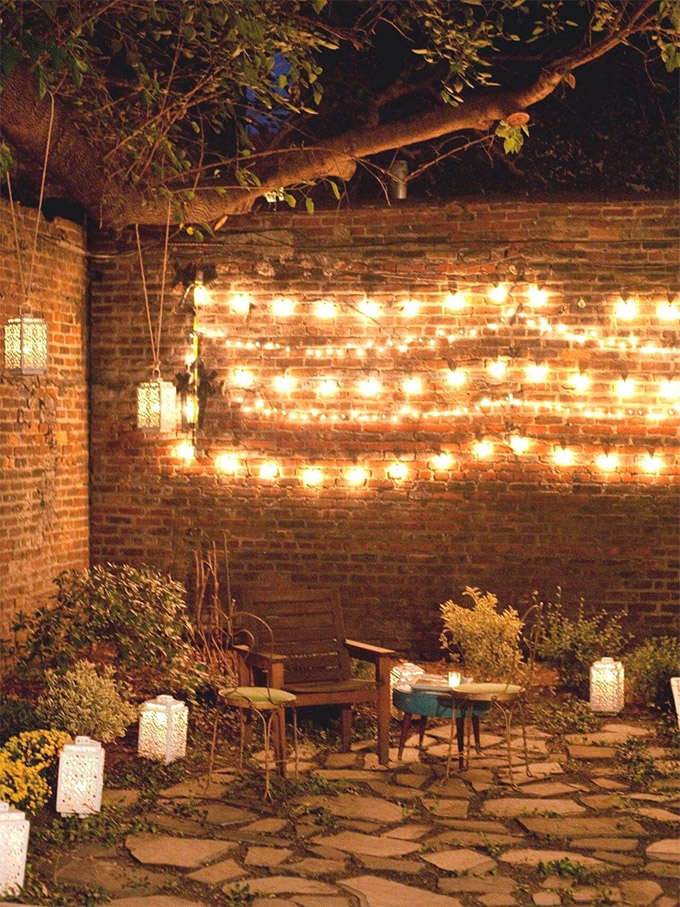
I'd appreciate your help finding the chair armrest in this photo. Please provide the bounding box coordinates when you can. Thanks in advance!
[345,639,397,663]
[234,644,286,670]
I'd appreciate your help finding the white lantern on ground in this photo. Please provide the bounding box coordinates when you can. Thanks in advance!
[138,694,188,764]
[589,657,624,714]
[56,736,105,817]
[137,376,177,432]
[0,801,29,897]
[4,314,48,375]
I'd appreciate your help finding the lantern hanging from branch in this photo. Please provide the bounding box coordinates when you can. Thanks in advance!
[0,801,29,897]
[56,736,105,817]
[4,314,48,375]
[137,373,177,432]
[589,657,624,714]
[138,694,188,764]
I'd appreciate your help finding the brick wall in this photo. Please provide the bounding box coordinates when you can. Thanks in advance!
[89,198,679,654]
[0,199,89,640]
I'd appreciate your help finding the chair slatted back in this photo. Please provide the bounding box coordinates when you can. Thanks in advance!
[243,586,351,685]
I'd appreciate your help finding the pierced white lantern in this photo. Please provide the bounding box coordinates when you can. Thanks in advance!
[0,802,29,897]
[4,314,48,375]
[589,657,624,714]
[138,694,188,764]
[137,376,177,432]
[390,662,425,692]
[56,736,105,817]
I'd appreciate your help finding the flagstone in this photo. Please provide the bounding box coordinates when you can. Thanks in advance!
[339,819,383,833]
[126,834,233,869]
[571,838,638,852]
[567,746,617,761]
[645,861,680,879]
[634,807,679,822]
[565,733,635,746]
[592,778,628,791]
[498,850,607,870]
[580,794,624,810]
[103,789,141,808]
[439,819,510,833]
[53,857,167,894]
[383,823,432,840]
[244,818,289,834]
[602,724,648,737]
[394,772,428,788]
[421,848,497,875]
[429,778,473,798]
[358,855,425,874]
[159,778,230,800]
[294,898,354,907]
[592,852,641,867]
[645,838,680,861]
[630,792,671,802]
[312,831,420,857]
[244,846,293,867]
[533,894,561,906]
[302,793,403,823]
[325,753,360,768]
[518,817,645,837]
[521,781,583,797]
[483,798,586,818]
[242,878,338,896]
[365,781,425,800]
[340,874,463,906]
[110,899,208,907]
[199,804,258,825]
[280,857,347,876]
[428,830,519,848]
[314,769,381,781]
[145,813,209,836]
[571,886,612,902]
[439,877,516,895]
[478,893,517,906]
[618,880,664,905]
[423,798,469,818]
[187,859,246,884]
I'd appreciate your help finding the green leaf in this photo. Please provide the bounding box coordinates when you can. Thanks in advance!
[305,197,315,214]
[182,25,197,41]
[283,191,297,208]
[329,180,341,200]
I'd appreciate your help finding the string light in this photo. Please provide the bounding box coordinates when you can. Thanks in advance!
[176,441,194,462]
[526,284,548,306]
[402,298,420,317]
[430,452,453,470]
[192,280,209,306]
[640,452,663,473]
[302,466,324,486]
[488,283,509,303]
[616,377,636,398]
[387,461,409,480]
[230,294,251,315]
[553,447,574,466]
[272,297,295,316]
[488,359,507,379]
[474,440,493,458]
[402,375,423,395]
[509,435,530,454]
[570,372,591,392]
[615,295,638,319]
[215,454,239,474]
[525,362,548,382]
[232,368,254,388]
[657,299,680,321]
[596,452,618,471]
[359,377,381,396]
[345,465,368,485]
[358,298,381,319]
[445,291,468,311]
[259,461,279,479]
[661,379,680,400]
[274,373,296,394]
[318,378,339,397]
[446,367,467,388]
[314,300,336,319]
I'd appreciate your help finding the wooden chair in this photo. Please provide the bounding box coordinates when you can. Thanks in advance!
[242,586,396,765]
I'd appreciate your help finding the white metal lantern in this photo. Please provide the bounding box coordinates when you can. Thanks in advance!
[4,314,48,375]
[390,662,425,692]
[56,736,105,817]
[0,801,29,897]
[589,657,625,714]
[138,694,188,764]
[137,376,177,432]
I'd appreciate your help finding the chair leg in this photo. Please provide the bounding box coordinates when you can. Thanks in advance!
[376,693,391,767]
[472,714,482,754]
[340,705,353,752]
[398,713,412,759]
[272,707,287,777]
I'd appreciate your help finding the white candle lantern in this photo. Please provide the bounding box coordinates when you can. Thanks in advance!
[448,671,462,689]
[589,657,624,714]
[56,736,105,817]
[0,802,29,897]
[138,694,188,764]
[390,662,425,692]
[4,314,48,375]
[137,376,177,432]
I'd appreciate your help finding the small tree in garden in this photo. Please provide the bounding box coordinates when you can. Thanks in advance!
[440,587,522,682]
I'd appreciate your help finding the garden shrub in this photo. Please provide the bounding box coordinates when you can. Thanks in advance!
[14,563,196,694]
[0,750,49,813]
[613,736,660,789]
[4,729,71,773]
[537,598,631,696]
[624,636,680,712]
[37,661,137,743]
[440,587,522,681]
[532,694,601,736]
[0,696,40,744]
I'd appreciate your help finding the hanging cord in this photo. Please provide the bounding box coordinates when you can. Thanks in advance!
[135,199,172,374]
[5,173,26,300]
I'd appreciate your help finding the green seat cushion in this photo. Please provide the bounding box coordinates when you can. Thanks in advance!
[455,682,523,696]
[223,686,297,705]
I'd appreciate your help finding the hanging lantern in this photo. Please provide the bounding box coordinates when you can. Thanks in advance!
[138,695,188,764]
[137,376,177,432]
[4,314,48,375]
[589,657,624,714]
[0,801,29,897]
[56,736,105,817]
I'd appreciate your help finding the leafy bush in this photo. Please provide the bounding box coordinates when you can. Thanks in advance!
[537,598,631,696]
[37,661,137,743]
[0,697,40,744]
[4,729,70,773]
[624,636,680,712]
[613,736,660,789]
[440,587,522,681]
[14,564,195,694]
[532,694,601,736]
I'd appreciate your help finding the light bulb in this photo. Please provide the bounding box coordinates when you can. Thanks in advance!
[193,282,209,306]
[446,368,466,388]
[570,372,590,392]
[272,297,295,316]
[177,441,194,462]
[302,466,324,486]
[233,368,255,388]
[346,465,368,486]
[215,454,239,474]
[358,298,381,319]
[641,453,663,473]
[526,284,548,306]
[183,398,197,424]
[274,373,295,394]
[488,283,508,303]
[596,452,618,471]
[445,291,468,311]
[661,379,680,399]
[230,294,251,315]
[318,379,339,397]
[359,377,381,396]
[525,362,548,382]
[657,300,680,321]
[488,359,507,379]
[259,461,279,480]
[509,436,530,454]
[474,440,493,458]
[616,377,635,398]
[402,376,423,395]
[615,296,637,319]
[402,298,420,317]
[553,447,574,466]
[314,300,336,319]
[387,462,408,480]
[430,452,453,470]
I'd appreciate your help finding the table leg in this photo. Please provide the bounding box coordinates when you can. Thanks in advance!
[398,712,412,759]
[472,713,482,754]
[417,715,428,748]
[455,715,465,770]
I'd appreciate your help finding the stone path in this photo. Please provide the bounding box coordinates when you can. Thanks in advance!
[41,717,679,906]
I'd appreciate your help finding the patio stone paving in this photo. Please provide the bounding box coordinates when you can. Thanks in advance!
[46,714,678,906]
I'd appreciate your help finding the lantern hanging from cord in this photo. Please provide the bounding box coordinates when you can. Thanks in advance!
[138,694,188,764]
[4,314,48,375]
[56,736,105,817]
[589,657,624,714]
[0,801,30,897]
